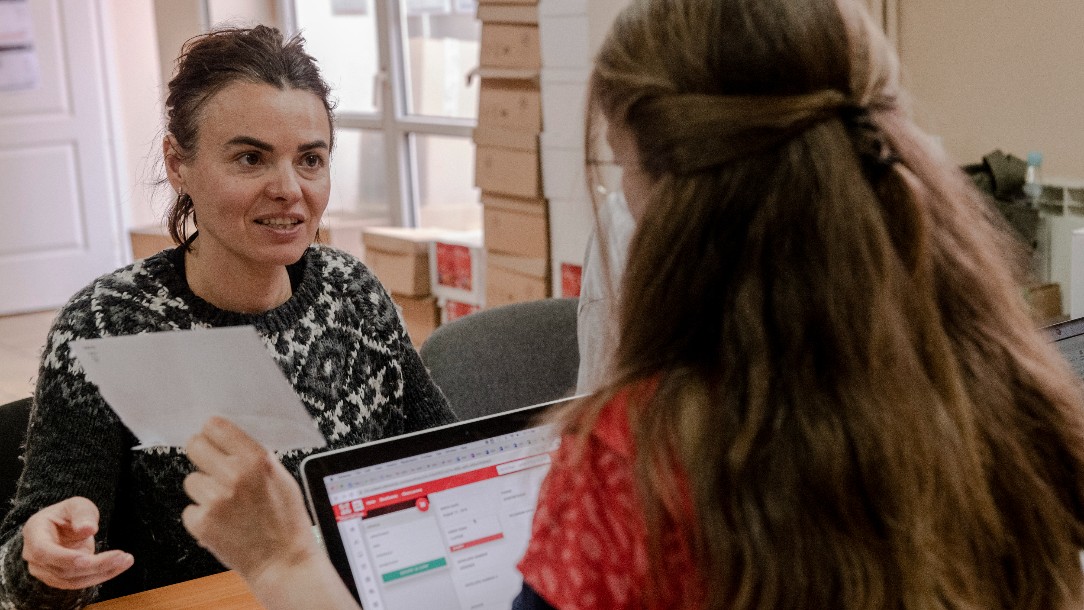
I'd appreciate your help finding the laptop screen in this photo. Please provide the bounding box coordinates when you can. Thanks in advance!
[301,401,566,610]
[1048,317,1084,379]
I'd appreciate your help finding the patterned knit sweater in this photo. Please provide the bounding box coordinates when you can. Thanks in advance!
[0,244,455,608]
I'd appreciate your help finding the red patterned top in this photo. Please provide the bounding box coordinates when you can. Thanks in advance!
[517,388,701,610]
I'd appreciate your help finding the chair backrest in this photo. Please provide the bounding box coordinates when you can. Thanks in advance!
[0,397,31,512]
[420,298,579,421]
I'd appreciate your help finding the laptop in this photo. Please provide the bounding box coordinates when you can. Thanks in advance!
[1047,316,1084,379]
[300,398,571,610]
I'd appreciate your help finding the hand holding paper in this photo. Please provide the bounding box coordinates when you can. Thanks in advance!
[69,326,326,452]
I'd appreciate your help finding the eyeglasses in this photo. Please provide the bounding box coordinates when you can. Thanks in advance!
[586,157,621,198]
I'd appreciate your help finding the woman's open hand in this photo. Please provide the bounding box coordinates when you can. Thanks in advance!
[21,497,134,589]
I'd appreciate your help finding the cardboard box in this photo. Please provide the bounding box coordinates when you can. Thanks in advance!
[429,231,486,305]
[478,79,542,133]
[440,298,481,324]
[475,146,541,199]
[365,249,430,297]
[486,252,549,307]
[477,3,538,24]
[473,126,539,153]
[483,194,549,258]
[560,262,582,298]
[319,212,374,260]
[361,227,448,297]
[129,225,175,260]
[480,23,540,70]
[1026,282,1063,324]
[391,293,440,348]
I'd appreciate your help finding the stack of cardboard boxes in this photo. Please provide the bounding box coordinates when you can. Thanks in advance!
[362,226,487,345]
[474,0,552,308]
[361,227,444,347]
[428,230,485,323]
[536,1,624,301]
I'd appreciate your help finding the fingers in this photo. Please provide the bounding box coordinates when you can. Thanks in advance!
[182,470,223,509]
[27,549,134,590]
[181,454,280,528]
[22,498,134,590]
[24,498,97,558]
[51,498,100,546]
[180,502,206,542]
[197,416,265,457]
[185,422,230,475]
[186,417,270,480]
[184,431,227,478]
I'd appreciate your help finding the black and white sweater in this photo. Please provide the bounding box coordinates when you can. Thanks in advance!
[0,244,455,608]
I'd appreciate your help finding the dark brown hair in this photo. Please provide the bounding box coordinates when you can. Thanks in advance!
[572,0,1084,608]
[163,25,334,245]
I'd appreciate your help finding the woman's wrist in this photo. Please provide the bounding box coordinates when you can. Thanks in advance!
[245,545,358,610]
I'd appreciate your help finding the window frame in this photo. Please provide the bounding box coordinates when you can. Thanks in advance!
[278,0,478,227]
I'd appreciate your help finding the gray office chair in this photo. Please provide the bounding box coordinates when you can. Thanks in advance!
[0,397,31,512]
[420,298,579,421]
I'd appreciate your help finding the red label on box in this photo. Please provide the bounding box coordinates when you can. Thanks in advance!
[436,243,473,290]
[444,300,480,322]
[561,263,582,298]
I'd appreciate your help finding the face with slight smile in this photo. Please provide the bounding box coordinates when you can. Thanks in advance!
[165,81,332,273]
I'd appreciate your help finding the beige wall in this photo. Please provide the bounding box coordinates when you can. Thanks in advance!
[103,0,165,229]
[587,0,627,50]
[105,0,278,232]
[897,1,1084,181]
[152,0,204,103]
[206,0,278,28]
[894,0,1084,310]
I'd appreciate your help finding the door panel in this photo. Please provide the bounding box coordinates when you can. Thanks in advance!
[0,144,82,254]
[0,0,123,315]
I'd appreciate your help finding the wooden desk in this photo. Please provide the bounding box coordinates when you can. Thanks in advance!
[86,571,264,610]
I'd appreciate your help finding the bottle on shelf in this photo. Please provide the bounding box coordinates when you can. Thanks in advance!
[1021,151,1050,283]
[1023,150,1043,207]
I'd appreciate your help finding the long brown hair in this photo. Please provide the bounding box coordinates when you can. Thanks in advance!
[571,0,1084,608]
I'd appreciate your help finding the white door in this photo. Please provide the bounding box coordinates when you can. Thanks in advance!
[0,0,123,315]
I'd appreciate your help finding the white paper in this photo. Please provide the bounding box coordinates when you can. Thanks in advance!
[70,326,326,452]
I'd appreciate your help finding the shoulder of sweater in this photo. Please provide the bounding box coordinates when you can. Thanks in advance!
[307,244,367,273]
[82,250,176,297]
[301,244,403,329]
[306,244,388,298]
[52,251,180,338]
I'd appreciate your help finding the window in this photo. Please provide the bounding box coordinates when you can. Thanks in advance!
[281,0,481,230]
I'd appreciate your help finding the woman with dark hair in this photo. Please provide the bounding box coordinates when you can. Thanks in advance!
[176,0,1084,609]
[0,25,454,608]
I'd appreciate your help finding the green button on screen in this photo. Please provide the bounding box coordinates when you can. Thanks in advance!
[381,557,448,583]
